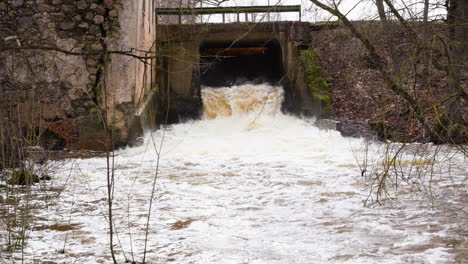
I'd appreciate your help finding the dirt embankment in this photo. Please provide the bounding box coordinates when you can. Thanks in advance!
[313,22,467,143]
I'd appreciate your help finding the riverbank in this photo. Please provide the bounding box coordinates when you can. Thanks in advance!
[313,22,467,143]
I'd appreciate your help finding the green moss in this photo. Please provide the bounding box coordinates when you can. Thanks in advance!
[7,171,39,185]
[370,121,392,140]
[89,107,99,113]
[87,111,104,130]
[94,78,103,104]
[115,102,134,115]
[300,49,333,112]
[111,126,122,142]
[311,21,339,28]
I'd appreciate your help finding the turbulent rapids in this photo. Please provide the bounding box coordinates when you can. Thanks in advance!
[4,84,467,263]
[201,83,284,119]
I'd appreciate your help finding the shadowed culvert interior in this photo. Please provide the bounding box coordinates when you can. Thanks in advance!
[200,40,284,87]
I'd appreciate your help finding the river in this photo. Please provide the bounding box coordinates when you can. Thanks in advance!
[4,83,467,263]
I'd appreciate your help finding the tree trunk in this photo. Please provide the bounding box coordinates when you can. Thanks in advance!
[440,0,467,143]
[423,0,429,23]
[376,0,387,21]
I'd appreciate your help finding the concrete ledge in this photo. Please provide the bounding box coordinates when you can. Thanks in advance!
[316,119,378,140]
[316,119,342,131]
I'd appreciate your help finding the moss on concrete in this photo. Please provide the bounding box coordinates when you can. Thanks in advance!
[300,49,332,113]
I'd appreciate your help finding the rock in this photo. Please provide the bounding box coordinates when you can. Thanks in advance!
[59,20,75,30]
[9,0,24,8]
[17,16,34,28]
[86,67,98,74]
[84,12,94,21]
[90,42,103,51]
[77,0,88,10]
[88,74,96,82]
[49,12,65,22]
[52,0,62,5]
[95,5,105,15]
[111,31,120,39]
[0,2,7,10]
[88,3,105,14]
[73,14,82,21]
[40,30,49,39]
[88,24,100,34]
[61,4,75,14]
[36,3,53,12]
[32,13,42,19]
[89,54,100,60]
[103,0,113,8]
[108,9,118,17]
[83,100,93,108]
[40,175,52,180]
[341,120,378,139]
[56,29,69,38]
[7,170,40,185]
[86,58,98,67]
[93,15,104,24]
[85,35,96,40]
[78,22,89,29]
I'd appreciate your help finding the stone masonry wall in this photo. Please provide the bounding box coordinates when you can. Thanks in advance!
[0,0,156,150]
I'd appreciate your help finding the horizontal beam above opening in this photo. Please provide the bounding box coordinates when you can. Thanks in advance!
[202,47,269,56]
[155,5,301,15]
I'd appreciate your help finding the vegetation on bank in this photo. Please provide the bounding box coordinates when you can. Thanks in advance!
[300,49,333,114]
[311,0,466,145]
[313,22,467,143]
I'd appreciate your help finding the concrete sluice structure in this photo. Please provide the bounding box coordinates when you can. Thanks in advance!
[149,22,330,127]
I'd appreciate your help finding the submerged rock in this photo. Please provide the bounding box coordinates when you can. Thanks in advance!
[40,175,52,181]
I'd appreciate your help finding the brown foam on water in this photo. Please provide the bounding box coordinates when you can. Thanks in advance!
[201,84,284,119]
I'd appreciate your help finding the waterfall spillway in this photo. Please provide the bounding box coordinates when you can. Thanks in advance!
[201,83,284,119]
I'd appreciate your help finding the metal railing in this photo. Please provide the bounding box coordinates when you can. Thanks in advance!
[155,5,301,24]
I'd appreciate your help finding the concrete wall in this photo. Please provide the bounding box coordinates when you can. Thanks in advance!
[104,0,156,145]
[154,22,330,122]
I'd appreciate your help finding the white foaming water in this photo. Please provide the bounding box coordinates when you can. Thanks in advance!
[126,83,350,159]
[7,84,466,263]
[201,83,284,119]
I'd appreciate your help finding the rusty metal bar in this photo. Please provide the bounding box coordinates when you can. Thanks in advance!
[202,47,268,56]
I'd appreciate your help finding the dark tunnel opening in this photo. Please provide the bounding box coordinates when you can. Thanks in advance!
[200,40,283,87]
